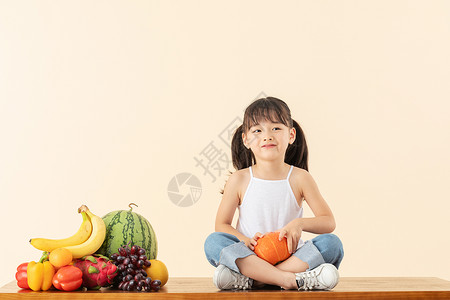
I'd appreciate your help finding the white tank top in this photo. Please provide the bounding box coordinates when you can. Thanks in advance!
[236,165,305,249]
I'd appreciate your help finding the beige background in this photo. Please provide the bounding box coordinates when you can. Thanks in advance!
[1,0,449,288]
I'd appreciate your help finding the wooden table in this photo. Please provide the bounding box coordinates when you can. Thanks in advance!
[2,277,450,299]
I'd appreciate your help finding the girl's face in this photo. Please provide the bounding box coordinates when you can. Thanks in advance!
[242,120,296,161]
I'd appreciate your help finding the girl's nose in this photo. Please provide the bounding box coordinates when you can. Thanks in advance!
[264,136,273,141]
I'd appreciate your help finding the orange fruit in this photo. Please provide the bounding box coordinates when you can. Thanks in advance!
[144,259,169,287]
[49,248,73,268]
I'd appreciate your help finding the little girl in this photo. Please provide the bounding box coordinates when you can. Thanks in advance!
[204,97,344,290]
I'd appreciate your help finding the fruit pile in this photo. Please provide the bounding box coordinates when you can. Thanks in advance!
[15,204,167,293]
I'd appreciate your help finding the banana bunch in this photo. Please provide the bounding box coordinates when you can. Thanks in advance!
[30,205,106,259]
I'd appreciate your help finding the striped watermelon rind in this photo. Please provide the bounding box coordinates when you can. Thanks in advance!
[97,209,158,260]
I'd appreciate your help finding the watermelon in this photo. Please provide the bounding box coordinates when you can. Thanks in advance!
[97,204,157,260]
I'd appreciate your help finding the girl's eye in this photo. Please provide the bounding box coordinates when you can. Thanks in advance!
[252,127,280,133]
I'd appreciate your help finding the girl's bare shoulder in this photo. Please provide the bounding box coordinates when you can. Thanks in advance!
[224,168,246,187]
[291,166,310,179]
[226,168,251,201]
[236,167,251,178]
[289,166,311,199]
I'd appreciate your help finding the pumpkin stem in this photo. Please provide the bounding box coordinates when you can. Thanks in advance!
[128,203,138,211]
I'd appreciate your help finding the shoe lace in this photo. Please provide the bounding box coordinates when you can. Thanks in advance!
[232,273,252,290]
[298,270,320,290]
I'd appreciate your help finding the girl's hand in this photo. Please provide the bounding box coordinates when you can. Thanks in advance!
[245,232,264,251]
[278,219,303,254]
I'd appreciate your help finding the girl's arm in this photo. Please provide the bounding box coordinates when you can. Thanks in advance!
[215,172,250,245]
[297,170,336,233]
[279,170,335,253]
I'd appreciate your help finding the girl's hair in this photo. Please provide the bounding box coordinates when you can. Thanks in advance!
[220,97,308,194]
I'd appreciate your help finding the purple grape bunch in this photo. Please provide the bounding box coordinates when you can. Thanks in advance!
[110,243,161,292]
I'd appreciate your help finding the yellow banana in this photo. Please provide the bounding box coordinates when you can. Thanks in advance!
[63,205,106,258]
[30,210,93,252]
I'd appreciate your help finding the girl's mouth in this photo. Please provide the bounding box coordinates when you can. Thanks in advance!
[262,144,276,149]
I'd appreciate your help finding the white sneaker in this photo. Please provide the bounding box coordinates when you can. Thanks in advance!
[295,263,339,290]
[213,264,253,290]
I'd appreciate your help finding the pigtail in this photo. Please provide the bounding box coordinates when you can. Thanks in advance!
[220,124,254,194]
[285,119,308,171]
[231,124,254,171]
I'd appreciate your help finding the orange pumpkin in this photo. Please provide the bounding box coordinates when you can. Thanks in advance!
[254,232,290,265]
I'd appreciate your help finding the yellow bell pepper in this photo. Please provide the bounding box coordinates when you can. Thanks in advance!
[27,252,55,291]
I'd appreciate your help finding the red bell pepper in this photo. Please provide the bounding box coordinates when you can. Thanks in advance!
[15,262,30,289]
[52,265,83,291]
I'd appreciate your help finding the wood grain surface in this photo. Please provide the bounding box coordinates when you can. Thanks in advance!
[1,277,450,299]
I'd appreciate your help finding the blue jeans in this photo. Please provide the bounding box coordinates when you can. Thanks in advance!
[204,232,344,274]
